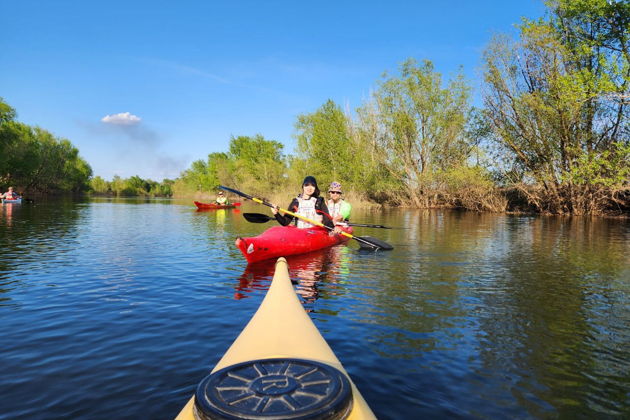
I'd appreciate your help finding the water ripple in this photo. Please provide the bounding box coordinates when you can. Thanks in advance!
[0,203,628,418]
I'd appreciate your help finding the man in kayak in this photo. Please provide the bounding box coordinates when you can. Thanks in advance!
[270,176,341,233]
[1,186,19,200]
[327,181,351,226]
[215,191,229,205]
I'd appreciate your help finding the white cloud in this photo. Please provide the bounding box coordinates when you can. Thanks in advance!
[101,112,141,126]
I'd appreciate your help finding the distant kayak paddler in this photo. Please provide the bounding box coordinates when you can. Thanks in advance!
[215,190,229,205]
[1,186,20,201]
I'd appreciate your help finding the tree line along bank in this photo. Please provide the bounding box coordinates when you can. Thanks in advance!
[2,1,628,215]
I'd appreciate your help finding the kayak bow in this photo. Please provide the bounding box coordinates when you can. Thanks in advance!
[175,257,375,420]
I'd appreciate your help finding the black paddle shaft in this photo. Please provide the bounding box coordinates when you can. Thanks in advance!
[244,212,393,229]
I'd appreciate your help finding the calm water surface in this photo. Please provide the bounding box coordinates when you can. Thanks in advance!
[1,198,628,419]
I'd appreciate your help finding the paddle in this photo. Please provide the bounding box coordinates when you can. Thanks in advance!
[347,222,392,229]
[242,212,276,223]
[220,186,393,250]
[243,212,393,229]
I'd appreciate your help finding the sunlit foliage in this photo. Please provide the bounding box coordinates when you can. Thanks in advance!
[0,98,92,194]
[174,134,287,197]
[482,0,629,214]
[89,175,173,197]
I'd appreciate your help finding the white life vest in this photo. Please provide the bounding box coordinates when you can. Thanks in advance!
[327,199,343,219]
[295,196,322,229]
[327,199,349,226]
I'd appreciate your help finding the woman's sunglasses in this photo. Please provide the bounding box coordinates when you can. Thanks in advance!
[328,191,341,194]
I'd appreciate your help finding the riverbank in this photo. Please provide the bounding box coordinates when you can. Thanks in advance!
[169,185,630,217]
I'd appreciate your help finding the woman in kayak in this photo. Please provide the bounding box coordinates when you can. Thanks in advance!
[327,181,351,226]
[1,187,19,200]
[215,191,229,205]
[271,176,340,232]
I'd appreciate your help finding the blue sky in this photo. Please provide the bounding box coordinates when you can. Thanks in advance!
[1,0,545,181]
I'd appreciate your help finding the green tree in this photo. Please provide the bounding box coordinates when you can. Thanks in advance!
[361,58,475,206]
[153,178,174,196]
[0,97,18,177]
[174,134,287,197]
[482,0,629,214]
[229,134,286,195]
[0,98,16,124]
[127,175,147,194]
[1,98,92,193]
[110,175,125,195]
[207,152,234,189]
[295,100,354,185]
[90,175,172,197]
[179,158,219,192]
[90,176,110,193]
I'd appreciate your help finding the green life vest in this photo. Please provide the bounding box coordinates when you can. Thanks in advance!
[328,199,351,221]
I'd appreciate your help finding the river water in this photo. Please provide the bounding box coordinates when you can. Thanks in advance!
[1,198,628,419]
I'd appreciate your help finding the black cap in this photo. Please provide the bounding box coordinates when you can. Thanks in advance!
[302,176,320,197]
[302,176,317,187]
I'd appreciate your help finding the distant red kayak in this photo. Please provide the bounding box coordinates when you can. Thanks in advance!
[193,201,240,210]
[235,225,352,264]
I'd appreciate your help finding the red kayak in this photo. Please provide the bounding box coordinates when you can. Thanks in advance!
[235,225,353,264]
[193,201,240,210]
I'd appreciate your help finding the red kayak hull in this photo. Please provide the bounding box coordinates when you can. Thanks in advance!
[194,201,239,210]
[235,225,353,264]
